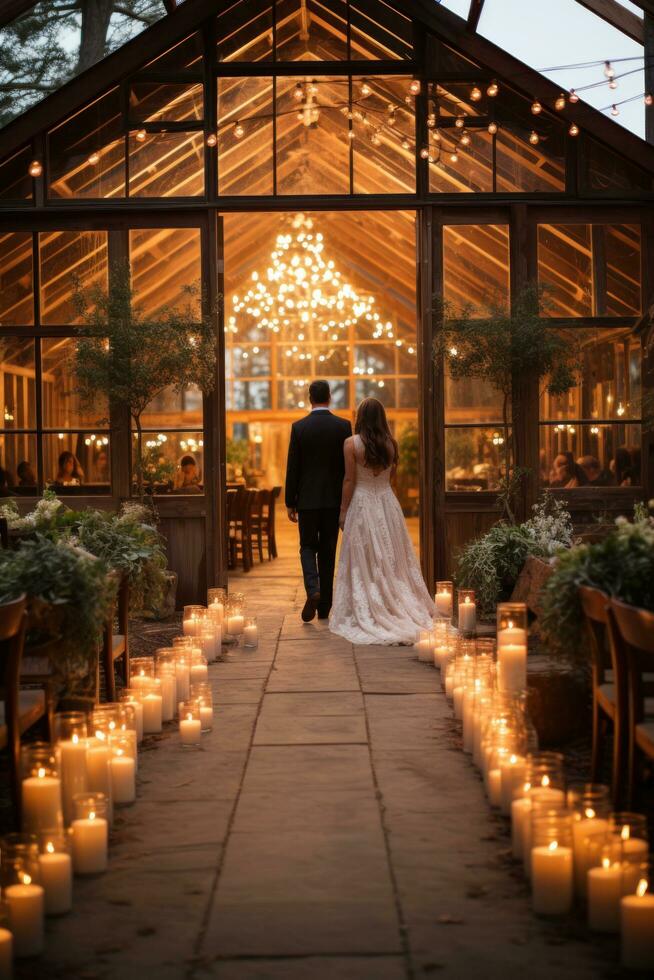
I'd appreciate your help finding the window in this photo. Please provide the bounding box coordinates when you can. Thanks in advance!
[48,89,125,200]
[128,131,205,198]
[0,233,33,326]
[276,76,350,195]
[39,231,108,326]
[582,138,653,195]
[352,76,416,194]
[218,76,274,196]
[130,228,202,317]
[443,224,510,313]
[0,147,33,201]
[540,327,642,488]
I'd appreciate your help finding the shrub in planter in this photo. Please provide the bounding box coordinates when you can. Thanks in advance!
[0,537,115,700]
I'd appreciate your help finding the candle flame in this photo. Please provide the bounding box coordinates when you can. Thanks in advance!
[22,873,31,885]
[510,754,517,765]
[37,767,46,778]
[637,879,648,898]
[46,841,55,854]
[109,721,116,730]
[585,807,596,819]
[116,748,124,757]
[541,775,550,787]
[95,730,105,741]
[602,857,610,869]
[89,811,96,821]
[523,781,531,792]
[464,596,471,605]
[72,734,79,744]
[186,713,193,722]
[508,620,514,629]
[621,825,630,841]
[548,841,558,851]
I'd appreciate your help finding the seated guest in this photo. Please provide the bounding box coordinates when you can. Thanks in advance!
[54,451,84,486]
[610,446,639,487]
[16,460,36,487]
[576,455,611,487]
[173,454,201,493]
[549,451,588,489]
[0,466,14,497]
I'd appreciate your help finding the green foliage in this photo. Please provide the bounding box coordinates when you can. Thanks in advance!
[226,438,249,468]
[540,510,654,667]
[455,496,574,616]
[141,441,175,488]
[0,536,115,698]
[397,424,419,480]
[73,262,217,497]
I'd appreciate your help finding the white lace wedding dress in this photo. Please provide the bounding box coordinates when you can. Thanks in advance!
[329,435,436,645]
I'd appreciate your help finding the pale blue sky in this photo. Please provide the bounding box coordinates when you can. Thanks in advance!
[438,0,647,138]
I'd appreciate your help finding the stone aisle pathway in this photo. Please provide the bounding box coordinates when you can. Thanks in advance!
[29,559,617,980]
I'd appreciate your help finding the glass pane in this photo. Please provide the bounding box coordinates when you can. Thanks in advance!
[432,82,487,120]
[445,426,507,491]
[227,380,272,410]
[583,137,653,194]
[140,385,203,429]
[39,231,108,326]
[443,224,510,312]
[277,378,348,410]
[445,370,504,425]
[540,422,641,488]
[352,76,415,194]
[0,147,33,201]
[349,0,412,59]
[129,83,203,123]
[429,128,493,193]
[144,34,204,71]
[44,433,111,494]
[0,433,38,496]
[604,225,641,316]
[217,0,273,62]
[538,224,592,317]
[0,232,33,326]
[495,90,565,193]
[132,431,204,494]
[540,327,641,422]
[276,0,347,60]
[276,76,349,194]
[129,227,202,316]
[48,88,125,199]
[128,131,204,197]
[0,339,36,429]
[227,345,271,378]
[427,36,480,72]
[356,377,395,406]
[217,76,274,196]
[42,338,108,429]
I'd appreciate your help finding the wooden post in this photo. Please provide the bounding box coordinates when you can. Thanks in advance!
[646,14,654,145]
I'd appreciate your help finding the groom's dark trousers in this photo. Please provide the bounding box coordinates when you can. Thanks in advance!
[285,409,352,616]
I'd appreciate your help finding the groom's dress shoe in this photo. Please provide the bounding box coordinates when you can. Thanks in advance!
[302,593,321,622]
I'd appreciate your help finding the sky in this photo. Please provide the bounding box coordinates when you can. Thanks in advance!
[438,0,647,138]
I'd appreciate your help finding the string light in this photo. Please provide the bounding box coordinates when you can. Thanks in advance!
[360,79,371,97]
[28,159,42,177]
[87,151,100,165]
[401,137,411,150]
[531,100,542,115]
[604,61,615,79]
[568,89,579,103]
[646,93,653,106]
[135,129,146,141]
[205,133,217,147]
[427,112,436,128]
[419,146,430,159]
[529,130,540,145]
[569,122,579,136]
[293,82,304,102]
[233,120,245,139]
[608,78,618,90]
[455,116,465,129]
[487,121,498,134]
[460,131,471,146]
[611,104,619,117]
[449,151,459,163]
[470,85,482,102]
[409,79,421,95]
[487,81,499,97]
[554,94,566,111]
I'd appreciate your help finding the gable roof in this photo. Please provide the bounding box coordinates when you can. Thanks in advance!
[1,0,653,176]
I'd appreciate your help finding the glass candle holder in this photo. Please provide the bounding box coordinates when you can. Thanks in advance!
[190,682,214,732]
[199,623,219,663]
[609,813,649,896]
[620,865,654,971]
[0,901,12,972]
[189,652,209,686]
[0,833,43,958]
[497,602,528,693]
[452,641,476,720]
[109,735,136,805]
[129,656,155,692]
[54,712,88,828]
[226,594,245,637]
[431,621,448,670]
[117,704,138,766]
[434,581,453,621]
[510,751,565,864]
[21,743,62,836]
[531,809,574,915]
[90,703,121,738]
[173,648,191,705]
[243,617,259,649]
[119,689,144,744]
[38,832,72,916]
[414,628,433,664]
[207,587,226,626]
[172,635,193,649]
[71,793,108,875]
[139,677,163,735]
[179,700,202,746]
[568,783,612,897]
[183,604,205,636]
[155,653,177,722]
[85,721,113,823]
[457,589,476,633]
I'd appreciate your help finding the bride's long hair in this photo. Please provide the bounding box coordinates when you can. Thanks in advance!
[355,397,398,471]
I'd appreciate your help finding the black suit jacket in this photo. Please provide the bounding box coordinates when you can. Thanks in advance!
[285,410,352,510]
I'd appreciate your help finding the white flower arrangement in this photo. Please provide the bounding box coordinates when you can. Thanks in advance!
[0,490,64,532]
[523,497,574,557]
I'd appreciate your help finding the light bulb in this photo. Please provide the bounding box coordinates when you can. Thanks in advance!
[604,61,615,79]
[449,151,458,163]
[531,100,542,115]
[87,150,100,165]
[360,79,371,97]
[609,79,618,90]
[529,130,539,145]
[401,138,411,150]
[409,79,420,95]
[568,89,579,103]
[371,131,381,146]
[645,93,653,106]
[569,122,579,136]
[28,159,42,177]
[487,81,498,97]
[460,131,471,146]
[455,116,465,129]
[419,146,429,159]
[293,82,304,101]
[611,104,619,117]
[427,112,436,128]
[470,85,482,102]
[487,121,498,135]
[205,133,217,147]
[233,121,244,138]
[554,94,566,111]
[348,130,355,141]
[135,129,146,141]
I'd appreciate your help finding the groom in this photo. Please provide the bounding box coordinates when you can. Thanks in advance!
[285,380,352,622]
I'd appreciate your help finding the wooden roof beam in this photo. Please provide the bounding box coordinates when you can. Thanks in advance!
[467,0,486,32]
[574,0,644,44]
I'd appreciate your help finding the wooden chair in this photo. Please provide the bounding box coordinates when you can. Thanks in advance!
[249,489,268,563]
[608,598,654,807]
[229,489,256,572]
[579,586,628,805]
[101,574,130,702]
[0,595,46,827]
[268,486,282,559]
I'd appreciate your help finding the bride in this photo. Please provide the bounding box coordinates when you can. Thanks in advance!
[329,397,435,645]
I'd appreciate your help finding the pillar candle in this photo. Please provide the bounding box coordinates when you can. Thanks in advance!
[573,816,610,896]
[588,860,622,932]
[183,616,201,636]
[175,662,190,703]
[462,691,475,753]
[180,717,202,745]
[85,739,113,823]
[58,736,88,826]
[227,614,244,636]
[159,673,176,722]
[243,624,258,648]
[190,663,209,684]
[435,590,452,619]
[200,631,218,663]
[110,754,136,805]
[621,883,654,970]
[433,645,449,671]
[500,755,526,815]
[497,644,527,693]
[487,768,503,808]
[511,797,531,860]
[458,597,476,632]
[141,693,163,734]
[0,928,12,979]
[123,698,143,743]
[200,705,214,731]
[611,836,650,896]
[531,842,574,915]
[4,881,44,957]
[39,847,73,916]
[452,685,465,719]
[497,624,527,647]
[415,639,432,663]
[71,814,108,874]
[21,772,62,834]
[208,600,224,625]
